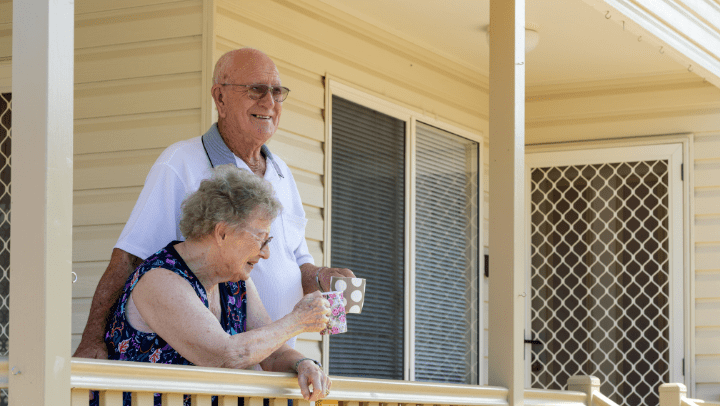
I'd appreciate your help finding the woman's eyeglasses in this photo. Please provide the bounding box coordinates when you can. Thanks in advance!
[244,228,273,250]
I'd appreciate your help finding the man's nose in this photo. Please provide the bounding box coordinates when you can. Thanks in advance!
[257,90,276,107]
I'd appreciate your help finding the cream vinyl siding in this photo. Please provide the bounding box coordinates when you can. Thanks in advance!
[69,0,205,351]
[525,76,720,401]
[212,0,487,359]
[694,132,720,401]
[0,0,11,89]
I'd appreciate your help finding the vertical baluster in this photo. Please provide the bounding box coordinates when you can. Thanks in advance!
[132,392,155,406]
[293,399,315,406]
[269,398,289,406]
[218,395,239,406]
[162,393,185,406]
[245,397,264,406]
[99,390,123,406]
[71,389,90,406]
[344,401,360,406]
[191,394,213,406]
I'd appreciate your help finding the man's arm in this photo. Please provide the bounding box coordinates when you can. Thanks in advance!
[299,263,356,295]
[73,248,143,359]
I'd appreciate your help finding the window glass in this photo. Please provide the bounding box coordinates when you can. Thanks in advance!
[414,122,479,384]
[329,96,405,380]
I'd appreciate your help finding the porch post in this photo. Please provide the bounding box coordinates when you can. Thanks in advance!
[488,0,525,404]
[9,0,74,403]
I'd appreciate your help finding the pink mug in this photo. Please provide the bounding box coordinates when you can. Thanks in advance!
[320,291,347,335]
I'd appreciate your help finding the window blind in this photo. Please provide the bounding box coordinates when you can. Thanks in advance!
[414,122,479,384]
[329,96,405,380]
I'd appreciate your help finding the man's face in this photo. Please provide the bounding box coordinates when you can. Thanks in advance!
[219,55,283,145]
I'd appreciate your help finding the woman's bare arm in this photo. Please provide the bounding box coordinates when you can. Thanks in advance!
[131,269,328,369]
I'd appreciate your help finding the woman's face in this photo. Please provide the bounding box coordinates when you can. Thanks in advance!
[220,213,272,282]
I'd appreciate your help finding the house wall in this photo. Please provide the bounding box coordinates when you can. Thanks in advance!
[524,75,720,401]
[0,0,206,349]
[0,0,488,365]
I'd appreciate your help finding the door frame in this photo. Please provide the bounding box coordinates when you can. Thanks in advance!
[524,135,694,392]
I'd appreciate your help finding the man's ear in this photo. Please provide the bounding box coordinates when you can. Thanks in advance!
[211,85,226,119]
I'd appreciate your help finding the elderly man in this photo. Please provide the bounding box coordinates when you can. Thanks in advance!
[74,48,354,359]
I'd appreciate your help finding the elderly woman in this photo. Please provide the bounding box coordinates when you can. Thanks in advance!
[101,165,331,405]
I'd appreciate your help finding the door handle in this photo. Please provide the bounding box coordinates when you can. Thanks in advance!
[524,339,542,346]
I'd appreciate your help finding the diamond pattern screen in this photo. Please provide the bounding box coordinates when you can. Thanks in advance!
[0,93,10,406]
[530,160,670,406]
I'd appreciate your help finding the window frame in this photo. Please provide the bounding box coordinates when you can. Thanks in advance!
[324,77,485,383]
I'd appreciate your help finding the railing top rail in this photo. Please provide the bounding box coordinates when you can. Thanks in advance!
[71,358,510,405]
[524,388,587,406]
[691,401,720,406]
[592,391,621,406]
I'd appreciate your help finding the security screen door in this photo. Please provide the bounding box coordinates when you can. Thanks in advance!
[0,93,9,406]
[525,144,684,406]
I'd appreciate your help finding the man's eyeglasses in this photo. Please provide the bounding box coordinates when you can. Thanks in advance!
[221,83,290,103]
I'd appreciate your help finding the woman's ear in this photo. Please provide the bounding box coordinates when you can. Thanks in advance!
[214,222,227,243]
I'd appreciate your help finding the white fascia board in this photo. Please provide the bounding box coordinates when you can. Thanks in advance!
[680,0,720,36]
[582,0,720,88]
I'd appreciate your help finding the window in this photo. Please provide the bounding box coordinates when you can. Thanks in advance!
[326,84,482,384]
[328,96,405,380]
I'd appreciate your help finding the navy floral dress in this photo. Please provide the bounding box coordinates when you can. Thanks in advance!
[96,241,247,406]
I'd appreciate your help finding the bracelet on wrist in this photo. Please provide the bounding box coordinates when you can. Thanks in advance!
[293,357,322,372]
[315,267,327,291]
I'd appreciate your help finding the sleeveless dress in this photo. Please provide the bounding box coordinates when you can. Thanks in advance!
[96,241,247,406]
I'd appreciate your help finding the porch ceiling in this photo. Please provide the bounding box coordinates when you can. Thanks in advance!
[318,0,696,87]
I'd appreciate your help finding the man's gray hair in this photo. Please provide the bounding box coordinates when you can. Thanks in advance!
[179,164,282,239]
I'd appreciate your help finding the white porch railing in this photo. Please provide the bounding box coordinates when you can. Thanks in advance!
[567,375,623,406]
[70,358,510,406]
[660,383,720,406]
[7,357,710,406]
[524,388,586,406]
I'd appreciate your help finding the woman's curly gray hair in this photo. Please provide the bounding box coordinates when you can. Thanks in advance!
[179,165,282,239]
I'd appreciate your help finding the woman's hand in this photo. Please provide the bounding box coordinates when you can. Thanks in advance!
[297,359,331,401]
[291,291,331,333]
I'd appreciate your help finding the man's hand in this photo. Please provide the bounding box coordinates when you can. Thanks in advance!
[316,266,355,292]
[300,263,356,294]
